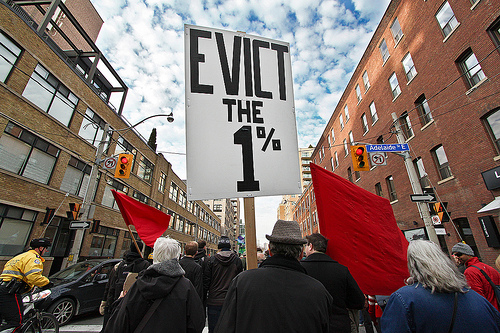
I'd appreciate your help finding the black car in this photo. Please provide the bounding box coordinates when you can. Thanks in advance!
[33,258,120,325]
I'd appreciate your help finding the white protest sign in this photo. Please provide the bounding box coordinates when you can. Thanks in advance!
[185,24,301,200]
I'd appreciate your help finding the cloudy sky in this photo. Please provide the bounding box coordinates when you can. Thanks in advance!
[89,0,390,245]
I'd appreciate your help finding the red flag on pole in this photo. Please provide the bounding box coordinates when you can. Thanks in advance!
[310,163,409,296]
[111,190,171,247]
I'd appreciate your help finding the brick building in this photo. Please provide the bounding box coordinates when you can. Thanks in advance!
[296,0,500,266]
[0,0,221,274]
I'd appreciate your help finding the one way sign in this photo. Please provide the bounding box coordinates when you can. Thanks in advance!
[410,194,436,202]
[70,220,91,229]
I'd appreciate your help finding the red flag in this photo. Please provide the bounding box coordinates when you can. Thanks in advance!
[310,163,409,295]
[111,190,171,247]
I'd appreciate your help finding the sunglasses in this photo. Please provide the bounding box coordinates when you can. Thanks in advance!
[453,253,464,257]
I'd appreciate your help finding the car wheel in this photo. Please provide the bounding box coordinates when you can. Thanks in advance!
[48,298,76,326]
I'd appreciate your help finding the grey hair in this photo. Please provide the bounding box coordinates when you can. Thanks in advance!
[407,240,469,293]
[153,236,181,264]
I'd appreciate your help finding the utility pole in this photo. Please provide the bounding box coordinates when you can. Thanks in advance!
[391,113,439,244]
[65,124,109,267]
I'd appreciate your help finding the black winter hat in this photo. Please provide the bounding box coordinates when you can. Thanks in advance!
[218,236,231,249]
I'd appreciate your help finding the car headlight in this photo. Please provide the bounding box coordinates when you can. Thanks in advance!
[23,289,52,303]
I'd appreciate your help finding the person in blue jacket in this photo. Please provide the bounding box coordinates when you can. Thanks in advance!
[381,240,500,333]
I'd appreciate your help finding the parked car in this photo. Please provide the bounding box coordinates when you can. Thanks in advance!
[32,258,120,325]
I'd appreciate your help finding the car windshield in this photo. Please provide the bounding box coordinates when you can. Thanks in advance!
[50,261,101,281]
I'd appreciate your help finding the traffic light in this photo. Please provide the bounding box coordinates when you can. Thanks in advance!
[114,154,133,179]
[67,203,81,221]
[90,219,100,234]
[351,145,370,171]
[42,207,55,225]
[431,202,450,222]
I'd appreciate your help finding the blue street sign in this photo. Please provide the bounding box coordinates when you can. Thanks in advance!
[366,143,409,153]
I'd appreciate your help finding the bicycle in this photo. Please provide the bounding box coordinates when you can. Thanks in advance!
[19,288,59,333]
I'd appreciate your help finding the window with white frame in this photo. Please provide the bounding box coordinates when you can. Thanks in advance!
[484,109,500,154]
[348,131,354,145]
[0,31,22,83]
[362,71,370,92]
[389,72,401,99]
[457,49,486,88]
[22,64,79,127]
[344,105,350,122]
[334,151,339,168]
[340,114,344,130]
[390,17,403,44]
[331,128,335,143]
[436,1,459,38]
[361,113,369,134]
[330,157,335,171]
[343,139,348,156]
[375,183,383,197]
[379,39,390,63]
[137,155,154,184]
[400,111,414,139]
[78,108,111,149]
[355,84,362,103]
[60,156,91,197]
[369,102,379,124]
[431,145,453,180]
[169,182,179,202]
[159,172,166,193]
[321,146,325,160]
[386,175,398,201]
[413,157,430,188]
[0,122,60,184]
[415,95,433,126]
[402,53,417,82]
[347,167,353,182]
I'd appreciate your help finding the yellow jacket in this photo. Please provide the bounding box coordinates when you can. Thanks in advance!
[1,250,50,289]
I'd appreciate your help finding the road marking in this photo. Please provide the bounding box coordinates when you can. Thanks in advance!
[59,324,102,332]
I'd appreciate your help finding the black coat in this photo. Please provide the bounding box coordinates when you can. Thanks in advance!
[103,259,205,333]
[301,252,365,333]
[215,254,333,333]
[179,256,203,300]
[203,250,242,306]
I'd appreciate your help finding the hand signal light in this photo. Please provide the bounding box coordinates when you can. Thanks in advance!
[351,145,370,171]
[114,154,133,179]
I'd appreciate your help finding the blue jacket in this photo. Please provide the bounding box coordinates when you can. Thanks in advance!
[380,284,500,332]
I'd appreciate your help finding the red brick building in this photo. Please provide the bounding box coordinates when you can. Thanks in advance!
[297,0,500,266]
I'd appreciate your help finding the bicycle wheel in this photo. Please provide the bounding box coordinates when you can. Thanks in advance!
[22,313,59,333]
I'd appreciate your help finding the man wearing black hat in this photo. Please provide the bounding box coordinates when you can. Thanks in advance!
[204,236,242,333]
[0,238,52,332]
[215,220,333,333]
[101,241,150,330]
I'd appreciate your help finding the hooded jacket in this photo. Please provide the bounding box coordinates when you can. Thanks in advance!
[103,259,205,333]
[465,256,500,310]
[204,250,242,306]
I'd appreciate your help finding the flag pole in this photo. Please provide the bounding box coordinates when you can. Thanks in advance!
[127,224,144,258]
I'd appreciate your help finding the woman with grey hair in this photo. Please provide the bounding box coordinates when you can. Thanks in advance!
[381,240,500,332]
[103,237,205,333]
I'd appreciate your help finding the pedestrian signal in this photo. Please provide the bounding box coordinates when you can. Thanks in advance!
[431,202,449,222]
[351,145,370,171]
[67,203,81,220]
[115,154,133,179]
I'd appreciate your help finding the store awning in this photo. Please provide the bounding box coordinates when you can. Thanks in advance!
[477,197,500,213]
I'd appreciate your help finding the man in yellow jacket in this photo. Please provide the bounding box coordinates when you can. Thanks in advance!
[0,238,52,332]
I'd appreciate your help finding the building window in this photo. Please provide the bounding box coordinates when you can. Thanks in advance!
[340,114,344,130]
[361,113,369,134]
[390,18,403,44]
[362,71,370,92]
[487,18,500,48]
[400,111,414,139]
[415,95,433,126]
[413,157,430,188]
[369,102,379,124]
[484,109,500,153]
[355,84,362,103]
[0,31,22,83]
[348,131,354,146]
[159,172,166,193]
[457,49,486,88]
[386,176,398,201]
[79,108,110,149]
[60,156,91,197]
[431,145,452,180]
[330,157,335,171]
[331,128,335,143]
[22,64,79,127]
[389,72,401,99]
[137,155,154,183]
[402,53,417,82]
[102,179,128,209]
[334,151,339,168]
[0,204,37,256]
[133,190,148,204]
[375,183,383,196]
[355,171,360,181]
[321,146,325,161]
[379,39,390,63]
[0,122,60,184]
[436,1,459,38]
[169,182,179,202]
[89,226,119,257]
[347,167,353,182]
[344,105,350,122]
[179,190,187,208]
[343,139,349,156]
[115,136,137,171]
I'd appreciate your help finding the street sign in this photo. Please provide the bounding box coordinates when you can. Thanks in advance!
[431,215,441,225]
[103,156,118,170]
[70,220,91,229]
[185,25,301,200]
[369,152,387,166]
[366,143,409,153]
[410,193,437,202]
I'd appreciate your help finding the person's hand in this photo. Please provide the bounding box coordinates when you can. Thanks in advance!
[99,301,107,315]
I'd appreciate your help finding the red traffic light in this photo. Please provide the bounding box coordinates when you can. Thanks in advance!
[120,156,129,164]
[356,147,364,156]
